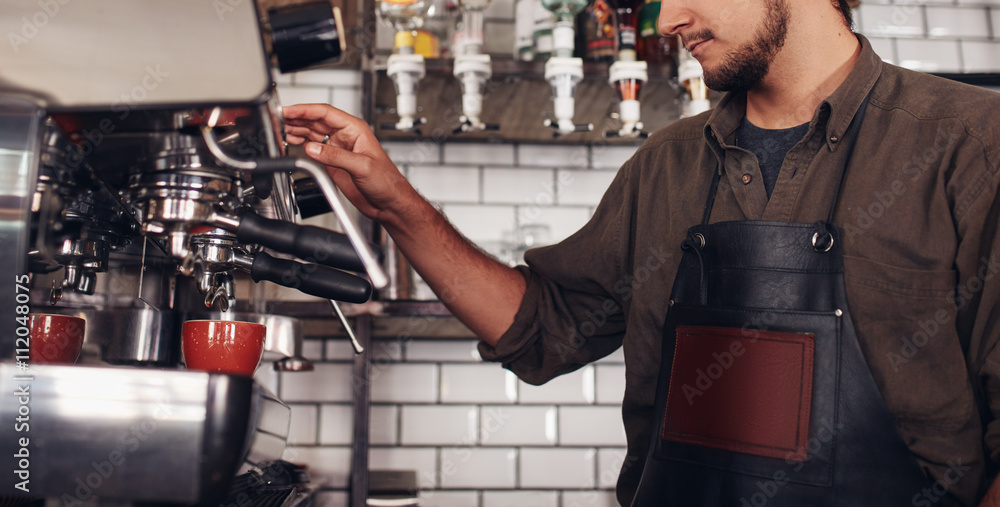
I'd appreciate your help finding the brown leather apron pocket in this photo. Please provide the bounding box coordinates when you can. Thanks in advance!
[662,325,815,461]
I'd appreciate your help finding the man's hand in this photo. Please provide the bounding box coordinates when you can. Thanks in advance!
[280,103,526,345]
[982,475,1000,506]
[282,103,419,225]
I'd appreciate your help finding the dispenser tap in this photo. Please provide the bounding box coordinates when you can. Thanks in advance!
[541,18,592,135]
[607,59,648,138]
[452,0,499,134]
[378,0,431,134]
[453,53,498,133]
[386,49,427,132]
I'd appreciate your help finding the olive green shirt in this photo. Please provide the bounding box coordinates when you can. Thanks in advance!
[480,36,1000,506]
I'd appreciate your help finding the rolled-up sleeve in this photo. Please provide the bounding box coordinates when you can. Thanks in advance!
[479,157,640,385]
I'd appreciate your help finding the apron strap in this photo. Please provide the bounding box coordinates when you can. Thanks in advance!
[701,165,722,226]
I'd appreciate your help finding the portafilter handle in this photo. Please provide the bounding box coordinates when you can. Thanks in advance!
[233,251,372,303]
[216,210,368,273]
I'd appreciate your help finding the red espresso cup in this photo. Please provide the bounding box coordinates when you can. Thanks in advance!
[29,313,86,364]
[181,320,266,376]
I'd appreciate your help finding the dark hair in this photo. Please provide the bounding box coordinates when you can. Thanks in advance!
[835,0,854,29]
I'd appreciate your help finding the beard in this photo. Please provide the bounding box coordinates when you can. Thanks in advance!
[697,0,790,92]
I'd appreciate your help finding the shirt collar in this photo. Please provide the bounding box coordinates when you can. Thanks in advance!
[704,34,883,157]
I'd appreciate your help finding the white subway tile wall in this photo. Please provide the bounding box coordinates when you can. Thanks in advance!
[518,366,596,405]
[270,11,998,503]
[409,165,482,203]
[440,364,518,403]
[866,37,898,64]
[896,39,963,73]
[370,405,399,445]
[926,6,990,39]
[419,490,480,507]
[406,339,484,362]
[439,447,518,488]
[557,170,619,206]
[479,405,558,446]
[482,168,556,204]
[596,448,630,490]
[279,337,626,505]
[482,490,559,507]
[518,144,590,168]
[519,448,598,489]
[400,405,479,445]
[288,404,318,445]
[562,490,620,507]
[280,363,354,402]
[371,363,440,403]
[595,364,627,405]
[559,407,628,447]
[319,404,355,445]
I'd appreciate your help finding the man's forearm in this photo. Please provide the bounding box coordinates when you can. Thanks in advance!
[380,196,527,346]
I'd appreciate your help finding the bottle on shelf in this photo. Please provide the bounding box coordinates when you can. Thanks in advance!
[453,0,490,55]
[579,0,617,62]
[514,0,535,61]
[533,0,557,61]
[422,0,457,58]
[636,0,677,66]
[610,0,640,60]
[606,0,646,137]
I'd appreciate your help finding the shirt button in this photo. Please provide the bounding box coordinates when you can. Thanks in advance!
[829,135,840,143]
[741,174,752,184]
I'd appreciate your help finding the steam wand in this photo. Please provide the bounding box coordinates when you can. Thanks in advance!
[330,298,364,354]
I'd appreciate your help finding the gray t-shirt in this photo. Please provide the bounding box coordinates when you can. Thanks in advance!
[736,118,810,198]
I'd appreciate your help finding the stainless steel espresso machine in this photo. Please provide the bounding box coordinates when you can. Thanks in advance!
[0,1,384,504]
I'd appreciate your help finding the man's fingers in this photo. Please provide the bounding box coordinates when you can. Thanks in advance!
[304,141,371,176]
[284,125,329,143]
[282,103,361,131]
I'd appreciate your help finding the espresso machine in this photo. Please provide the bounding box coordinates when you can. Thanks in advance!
[0,1,384,504]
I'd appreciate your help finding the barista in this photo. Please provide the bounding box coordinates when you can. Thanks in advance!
[282,0,1000,503]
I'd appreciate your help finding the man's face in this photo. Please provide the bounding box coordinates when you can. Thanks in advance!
[660,0,791,92]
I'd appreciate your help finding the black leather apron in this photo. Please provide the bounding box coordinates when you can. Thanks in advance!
[631,98,933,506]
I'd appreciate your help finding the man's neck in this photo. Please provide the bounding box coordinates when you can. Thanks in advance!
[745,17,862,129]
